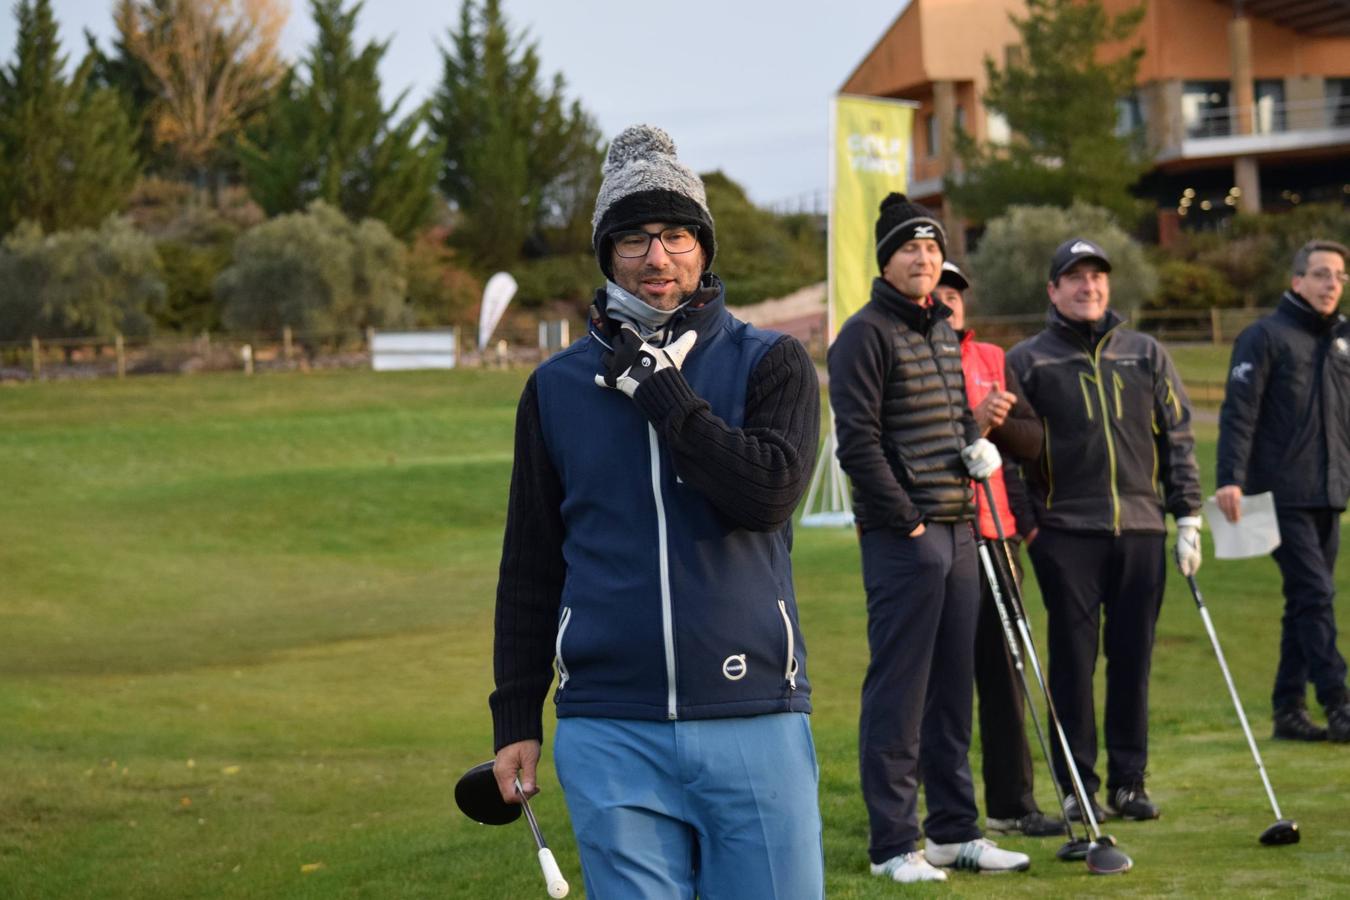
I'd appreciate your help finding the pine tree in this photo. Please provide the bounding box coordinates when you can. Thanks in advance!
[238,0,443,240]
[0,0,140,235]
[948,0,1147,224]
[430,0,603,270]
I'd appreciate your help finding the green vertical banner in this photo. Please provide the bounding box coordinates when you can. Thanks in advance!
[828,94,917,339]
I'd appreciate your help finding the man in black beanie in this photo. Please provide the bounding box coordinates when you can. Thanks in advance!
[490,124,824,898]
[829,193,1031,882]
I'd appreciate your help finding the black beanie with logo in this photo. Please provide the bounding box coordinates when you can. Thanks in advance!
[874,192,947,272]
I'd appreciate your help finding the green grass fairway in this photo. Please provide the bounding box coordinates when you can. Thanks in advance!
[3,367,1348,897]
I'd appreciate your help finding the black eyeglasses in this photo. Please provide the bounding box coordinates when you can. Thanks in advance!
[1301,267,1349,285]
[611,226,699,258]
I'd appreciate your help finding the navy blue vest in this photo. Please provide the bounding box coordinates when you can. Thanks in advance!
[534,296,812,722]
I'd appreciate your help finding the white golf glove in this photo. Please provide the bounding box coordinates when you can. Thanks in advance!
[594,324,697,399]
[1174,515,1202,577]
[960,437,1002,481]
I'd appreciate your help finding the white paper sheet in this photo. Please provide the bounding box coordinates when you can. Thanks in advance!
[1202,491,1281,560]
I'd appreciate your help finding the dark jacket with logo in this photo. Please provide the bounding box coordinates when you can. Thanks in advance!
[489,277,820,751]
[1217,291,1350,510]
[829,277,978,533]
[1007,307,1201,534]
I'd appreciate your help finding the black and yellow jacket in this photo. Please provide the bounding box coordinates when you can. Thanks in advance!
[1007,307,1201,534]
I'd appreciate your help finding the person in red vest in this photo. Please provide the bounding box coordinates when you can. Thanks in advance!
[935,261,1063,838]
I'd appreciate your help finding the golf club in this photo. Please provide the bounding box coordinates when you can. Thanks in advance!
[1184,575,1300,846]
[455,761,571,897]
[980,480,1133,874]
[975,536,1090,862]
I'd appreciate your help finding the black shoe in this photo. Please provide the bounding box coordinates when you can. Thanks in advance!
[1108,783,1160,821]
[1062,792,1108,825]
[1273,705,1328,741]
[986,809,1067,837]
[1328,702,1350,743]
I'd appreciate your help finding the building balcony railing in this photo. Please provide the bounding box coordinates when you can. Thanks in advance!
[1158,96,1350,164]
[1183,96,1350,139]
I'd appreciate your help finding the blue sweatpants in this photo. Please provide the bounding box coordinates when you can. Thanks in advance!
[553,713,824,900]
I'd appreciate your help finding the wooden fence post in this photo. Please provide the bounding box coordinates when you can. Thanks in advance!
[115,333,126,379]
[30,336,40,379]
[283,325,293,362]
[1210,307,1223,345]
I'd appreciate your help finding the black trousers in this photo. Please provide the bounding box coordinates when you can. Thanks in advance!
[1271,506,1349,711]
[1027,527,1165,796]
[858,523,981,863]
[973,539,1039,819]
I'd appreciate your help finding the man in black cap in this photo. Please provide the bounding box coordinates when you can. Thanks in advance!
[1007,238,1203,824]
[830,194,1031,882]
[934,262,1062,840]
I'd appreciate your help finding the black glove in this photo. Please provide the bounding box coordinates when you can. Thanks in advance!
[595,324,697,398]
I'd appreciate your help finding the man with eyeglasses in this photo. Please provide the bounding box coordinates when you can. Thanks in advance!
[489,124,824,897]
[1007,238,1202,826]
[1217,239,1350,744]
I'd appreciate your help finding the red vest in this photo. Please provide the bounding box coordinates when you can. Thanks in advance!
[960,331,1018,540]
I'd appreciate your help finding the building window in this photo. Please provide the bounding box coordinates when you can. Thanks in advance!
[986,110,1011,145]
[1254,79,1286,134]
[955,104,966,134]
[926,113,939,158]
[1327,78,1350,128]
[1116,92,1144,135]
[1182,81,1230,138]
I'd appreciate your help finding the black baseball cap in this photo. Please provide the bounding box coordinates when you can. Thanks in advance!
[938,261,969,292]
[1049,238,1112,282]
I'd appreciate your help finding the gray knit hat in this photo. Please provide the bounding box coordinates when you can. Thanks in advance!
[592,124,716,279]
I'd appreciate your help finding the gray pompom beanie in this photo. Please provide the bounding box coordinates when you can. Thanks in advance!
[591,124,716,279]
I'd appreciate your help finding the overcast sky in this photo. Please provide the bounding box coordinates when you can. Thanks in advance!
[0,0,912,206]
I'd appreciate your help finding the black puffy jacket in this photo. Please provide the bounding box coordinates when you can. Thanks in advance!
[1217,291,1350,510]
[829,277,978,532]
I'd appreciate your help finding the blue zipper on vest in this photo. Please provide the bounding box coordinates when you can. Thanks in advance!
[648,424,679,719]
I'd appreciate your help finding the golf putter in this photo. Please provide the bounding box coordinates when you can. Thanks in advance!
[1185,575,1300,846]
[455,761,571,897]
[980,480,1133,874]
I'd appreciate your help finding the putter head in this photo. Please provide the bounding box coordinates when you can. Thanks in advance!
[1056,838,1090,861]
[455,760,522,826]
[1260,819,1300,845]
[1085,835,1133,875]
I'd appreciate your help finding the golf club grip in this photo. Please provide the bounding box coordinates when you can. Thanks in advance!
[537,848,569,898]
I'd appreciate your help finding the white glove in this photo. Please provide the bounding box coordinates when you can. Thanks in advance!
[960,437,1002,481]
[1174,515,1202,577]
[594,324,697,399]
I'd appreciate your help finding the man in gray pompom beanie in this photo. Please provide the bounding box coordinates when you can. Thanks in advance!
[591,124,716,282]
[490,123,825,897]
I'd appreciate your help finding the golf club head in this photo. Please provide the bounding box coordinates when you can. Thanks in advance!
[455,760,522,826]
[1056,839,1090,861]
[1260,819,1300,845]
[1085,835,1133,875]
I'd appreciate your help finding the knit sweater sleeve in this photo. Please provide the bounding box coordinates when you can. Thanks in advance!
[489,374,566,752]
[632,335,821,532]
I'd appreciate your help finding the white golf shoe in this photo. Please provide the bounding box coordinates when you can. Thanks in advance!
[869,850,949,883]
[925,837,1031,873]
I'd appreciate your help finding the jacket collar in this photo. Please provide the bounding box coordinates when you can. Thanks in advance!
[870,276,952,333]
[1279,290,1345,335]
[589,273,727,348]
[1045,304,1124,349]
